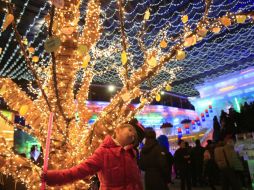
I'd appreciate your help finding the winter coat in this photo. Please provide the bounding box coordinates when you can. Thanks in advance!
[191,145,205,169]
[139,139,169,190]
[45,135,143,190]
[214,145,244,171]
[223,144,244,171]
[174,147,191,172]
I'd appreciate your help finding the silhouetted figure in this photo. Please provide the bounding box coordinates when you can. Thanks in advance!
[139,128,170,190]
[213,116,221,143]
[174,140,192,190]
[157,135,174,184]
[191,139,205,187]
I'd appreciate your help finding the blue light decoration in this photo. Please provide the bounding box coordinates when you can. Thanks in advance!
[184,124,190,134]
[191,120,196,130]
[209,105,213,113]
[195,116,201,126]
[201,113,205,122]
[177,127,183,139]
[205,109,209,117]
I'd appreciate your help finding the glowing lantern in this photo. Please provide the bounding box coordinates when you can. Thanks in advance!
[148,56,157,67]
[181,15,188,24]
[160,40,167,48]
[0,47,2,55]
[19,105,29,116]
[121,51,128,65]
[236,15,247,24]
[144,9,150,20]
[176,50,186,61]
[165,84,172,91]
[77,45,88,56]
[212,27,221,34]
[220,16,231,27]
[155,94,161,102]
[197,27,207,37]
[32,56,39,63]
[2,14,14,32]
[28,47,35,54]
[184,35,197,47]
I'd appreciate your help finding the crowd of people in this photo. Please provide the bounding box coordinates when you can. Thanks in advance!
[213,102,254,142]
[40,114,253,190]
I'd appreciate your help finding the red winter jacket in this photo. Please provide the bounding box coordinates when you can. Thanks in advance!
[45,135,143,190]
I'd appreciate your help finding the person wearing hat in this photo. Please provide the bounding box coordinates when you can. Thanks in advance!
[42,122,145,190]
[139,127,170,190]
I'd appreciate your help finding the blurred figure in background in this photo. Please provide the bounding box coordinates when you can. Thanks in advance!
[139,128,170,190]
[191,139,205,187]
[174,140,192,190]
[157,135,174,184]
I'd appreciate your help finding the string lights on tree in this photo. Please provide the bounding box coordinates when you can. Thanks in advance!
[0,0,253,189]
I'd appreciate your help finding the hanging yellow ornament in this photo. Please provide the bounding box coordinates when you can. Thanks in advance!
[197,27,207,37]
[28,47,35,54]
[144,9,150,20]
[121,51,127,65]
[82,54,91,69]
[155,94,161,102]
[19,105,29,116]
[165,84,172,91]
[0,85,6,95]
[212,27,221,34]
[77,45,88,56]
[160,40,167,48]
[176,50,186,61]
[219,16,231,27]
[0,47,2,55]
[148,56,157,67]
[32,56,39,63]
[181,15,188,24]
[22,38,28,45]
[140,97,147,104]
[236,15,247,24]
[184,35,197,47]
[2,14,14,32]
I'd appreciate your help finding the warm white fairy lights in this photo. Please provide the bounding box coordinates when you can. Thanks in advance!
[0,0,253,189]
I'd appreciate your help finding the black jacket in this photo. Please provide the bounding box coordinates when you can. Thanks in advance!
[139,139,169,190]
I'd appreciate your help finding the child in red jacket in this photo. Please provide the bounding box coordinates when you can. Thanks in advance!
[43,122,145,190]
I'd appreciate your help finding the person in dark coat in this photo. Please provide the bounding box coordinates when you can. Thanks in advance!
[213,116,221,143]
[157,135,174,184]
[191,139,205,187]
[203,150,218,190]
[174,140,192,190]
[139,128,170,190]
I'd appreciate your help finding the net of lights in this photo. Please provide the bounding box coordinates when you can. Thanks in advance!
[0,0,253,189]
